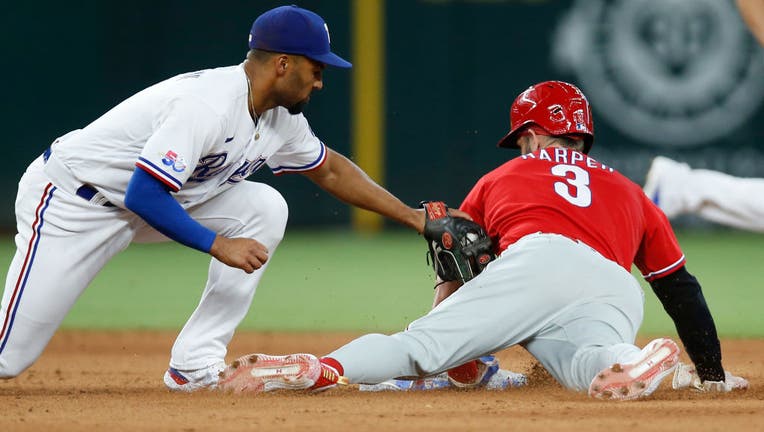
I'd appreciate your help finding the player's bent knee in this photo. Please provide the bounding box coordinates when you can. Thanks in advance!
[392,332,444,377]
[262,186,288,233]
[249,184,289,242]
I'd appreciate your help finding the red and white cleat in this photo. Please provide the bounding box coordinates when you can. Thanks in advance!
[589,338,680,401]
[217,353,347,393]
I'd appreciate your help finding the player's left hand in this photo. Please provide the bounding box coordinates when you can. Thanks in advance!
[420,201,494,283]
[672,362,749,392]
[699,374,749,392]
[209,236,269,273]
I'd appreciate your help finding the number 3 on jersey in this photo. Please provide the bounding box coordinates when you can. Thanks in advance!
[551,164,592,207]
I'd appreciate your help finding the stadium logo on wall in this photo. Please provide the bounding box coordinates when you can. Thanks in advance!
[552,0,764,147]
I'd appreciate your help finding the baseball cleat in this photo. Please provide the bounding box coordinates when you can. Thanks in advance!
[481,366,529,390]
[589,338,680,401]
[449,355,528,389]
[642,156,690,218]
[217,353,347,393]
[358,356,527,392]
[643,157,667,205]
[359,373,453,392]
[163,361,227,392]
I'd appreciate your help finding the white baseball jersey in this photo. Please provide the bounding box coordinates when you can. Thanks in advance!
[1,63,324,380]
[46,64,326,207]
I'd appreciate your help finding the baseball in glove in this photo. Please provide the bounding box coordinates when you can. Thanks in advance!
[420,201,495,283]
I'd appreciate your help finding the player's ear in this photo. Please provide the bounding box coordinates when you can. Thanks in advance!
[517,135,533,155]
[528,130,545,153]
[276,55,289,75]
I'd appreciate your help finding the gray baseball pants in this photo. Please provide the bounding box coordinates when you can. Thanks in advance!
[329,233,646,391]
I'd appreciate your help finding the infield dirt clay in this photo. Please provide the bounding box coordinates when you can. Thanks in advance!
[1,331,762,431]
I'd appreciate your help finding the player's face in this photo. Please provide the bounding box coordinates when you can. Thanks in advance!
[280,56,325,115]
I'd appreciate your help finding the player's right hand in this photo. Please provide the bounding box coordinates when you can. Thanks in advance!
[209,236,269,273]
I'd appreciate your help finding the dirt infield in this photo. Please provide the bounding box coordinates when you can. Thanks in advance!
[1,331,762,431]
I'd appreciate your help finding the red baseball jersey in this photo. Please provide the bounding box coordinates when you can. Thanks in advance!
[460,147,685,281]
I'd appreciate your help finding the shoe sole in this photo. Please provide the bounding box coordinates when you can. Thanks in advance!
[218,353,321,393]
[589,339,680,401]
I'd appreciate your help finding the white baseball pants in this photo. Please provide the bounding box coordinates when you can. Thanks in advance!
[0,156,287,377]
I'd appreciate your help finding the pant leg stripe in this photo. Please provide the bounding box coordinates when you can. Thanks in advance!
[0,183,56,354]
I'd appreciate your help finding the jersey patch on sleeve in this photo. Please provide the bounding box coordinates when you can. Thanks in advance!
[159,150,188,173]
[136,157,184,191]
[270,142,327,175]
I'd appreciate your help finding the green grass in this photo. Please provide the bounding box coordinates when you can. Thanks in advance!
[0,230,761,336]
[638,230,764,337]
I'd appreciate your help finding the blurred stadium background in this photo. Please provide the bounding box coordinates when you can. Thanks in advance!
[1,0,762,336]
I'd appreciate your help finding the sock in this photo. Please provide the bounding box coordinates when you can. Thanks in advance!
[311,357,344,390]
[319,357,344,376]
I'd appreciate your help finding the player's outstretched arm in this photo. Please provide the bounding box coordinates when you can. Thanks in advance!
[432,279,463,308]
[301,148,425,232]
[651,266,749,392]
[649,266,726,382]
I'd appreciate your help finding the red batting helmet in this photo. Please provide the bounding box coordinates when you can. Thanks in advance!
[497,81,594,154]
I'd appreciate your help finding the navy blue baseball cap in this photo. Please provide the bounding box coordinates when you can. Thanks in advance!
[248,5,352,68]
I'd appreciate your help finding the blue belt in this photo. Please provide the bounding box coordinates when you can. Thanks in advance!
[43,147,114,207]
[75,184,114,207]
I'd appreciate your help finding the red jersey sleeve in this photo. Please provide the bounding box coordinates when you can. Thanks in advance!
[459,177,487,228]
[460,177,503,254]
[634,193,686,281]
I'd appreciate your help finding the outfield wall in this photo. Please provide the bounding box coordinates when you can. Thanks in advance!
[4,0,763,228]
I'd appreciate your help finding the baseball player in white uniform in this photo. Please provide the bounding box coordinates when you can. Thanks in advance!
[0,5,428,391]
[640,1,764,232]
[643,156,764,232]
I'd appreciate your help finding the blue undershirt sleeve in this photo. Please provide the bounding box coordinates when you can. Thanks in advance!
[124,168,217,253]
